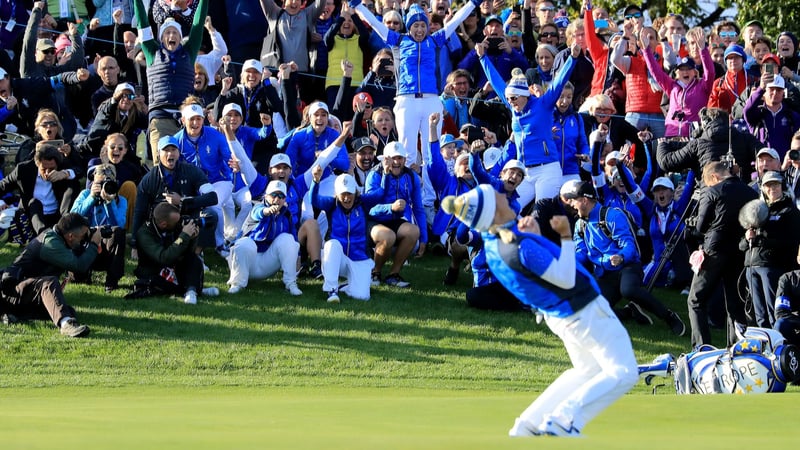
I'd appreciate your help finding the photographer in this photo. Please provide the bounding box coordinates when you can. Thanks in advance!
[685,162,758,348]
[0,214,101,337]
[70,164,127,292]
[131,202,218,305]
[131,136,219,259]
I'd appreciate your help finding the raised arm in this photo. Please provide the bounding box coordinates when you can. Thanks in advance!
[185,0,209,59]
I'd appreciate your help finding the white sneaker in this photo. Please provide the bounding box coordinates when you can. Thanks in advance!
[286,282,302,296]
[508,418,540,437]
[183,289,198,305]
[538,416,581,437]
[326,289,340,303]
[202,287,219,297]
[228,285,243,294]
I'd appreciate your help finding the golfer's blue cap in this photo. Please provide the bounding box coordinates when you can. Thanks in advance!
[158,136,180,152]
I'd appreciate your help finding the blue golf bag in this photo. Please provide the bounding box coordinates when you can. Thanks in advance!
[638,327,800,394]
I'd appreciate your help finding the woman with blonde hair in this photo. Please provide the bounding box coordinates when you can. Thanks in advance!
[581,93,646,169]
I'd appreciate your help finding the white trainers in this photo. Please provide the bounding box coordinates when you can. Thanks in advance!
[228,285,243,294]
[286,282,302,296]
[538,416,581,437]
[508,418,540,437]
[183,289,198,305]
[202,287,219,297]
[327,289,340,303]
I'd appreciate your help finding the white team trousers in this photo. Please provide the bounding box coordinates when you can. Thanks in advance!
[509,296,638,435]
[393,94,442,207]
[514,161,563,211]
[321,239,374,300]
[211,180,233,246]
[227,234,299,288]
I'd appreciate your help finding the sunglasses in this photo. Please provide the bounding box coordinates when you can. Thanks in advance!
[719,31,738,38]
[624,12,642,19]
[364,103,373,108]
[540,32,558,38]
[269,192,286,199]
[109,145,127,150]
[40,121,58,127]
[385,20,401,25]
[122,94,136,100]
[711,43,727,49]
[41,48,55,55]
[506,30,523,37]
[506,96,520,102]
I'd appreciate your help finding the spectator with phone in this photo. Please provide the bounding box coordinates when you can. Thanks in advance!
[457,15,529,96]
[80,83,148,159]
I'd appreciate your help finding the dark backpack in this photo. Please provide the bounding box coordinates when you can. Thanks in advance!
[576,206,641,256]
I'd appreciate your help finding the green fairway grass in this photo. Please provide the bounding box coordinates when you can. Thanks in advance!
[2,387,799,449]
[1,243,797,447]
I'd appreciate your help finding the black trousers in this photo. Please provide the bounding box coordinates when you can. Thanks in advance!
[598,262,671,320]
[687,251,748,348]
[466,281,526,311]
[1,276,76,327]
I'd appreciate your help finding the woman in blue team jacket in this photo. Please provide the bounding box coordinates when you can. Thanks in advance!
[479,41,580,211]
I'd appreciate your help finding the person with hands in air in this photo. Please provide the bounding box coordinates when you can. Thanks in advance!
[479,36,580,211]
[427,112,476,285]
[350,0,481,208]
[641,27,714,138]
[132,0,208,160]
[457,14,529,94]
[442,185,638,438]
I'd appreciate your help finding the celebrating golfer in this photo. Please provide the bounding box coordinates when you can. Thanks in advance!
[441,184,638,437]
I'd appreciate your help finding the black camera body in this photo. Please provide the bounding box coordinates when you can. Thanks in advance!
[377,57,393,78]
[486,37,504,55]
[789,149,800,161]
[181,215,207,228]
[91,225,114,239]
[95,179,119,199]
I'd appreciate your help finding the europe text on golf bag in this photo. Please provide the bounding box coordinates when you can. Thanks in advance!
[638,328,800,394]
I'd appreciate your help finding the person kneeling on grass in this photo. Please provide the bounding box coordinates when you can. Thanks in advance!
[129,202,219,304]
[227,180,302,296]
[442,184,638,437]
[311,168,377,303]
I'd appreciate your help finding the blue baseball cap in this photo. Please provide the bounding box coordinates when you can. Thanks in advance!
[724,44,746,61]
[439,134,464,149]
[157,136,180,152]
[484,15,503,26]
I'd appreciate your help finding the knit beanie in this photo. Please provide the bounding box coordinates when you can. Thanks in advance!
[505,68,531,98]
[405,4,429,32]
[159,18,183,42]
[440,184,497,232]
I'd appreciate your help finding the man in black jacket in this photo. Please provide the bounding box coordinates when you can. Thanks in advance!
[775,269,800,347]
[657,107,762,185]
[131,136,218,256]
[0,144,80,234]
[685,161,758,348]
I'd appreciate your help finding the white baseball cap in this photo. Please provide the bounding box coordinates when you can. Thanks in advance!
[383,141,406,159]
[334,174,357,196]
[221,103,243,117]
[269,153,292,168]
[502,159,526,173]
[308,101,329,117]
[241,59,264,75]
[766,75,786,90]
[604,150,621,165]
[114,83,135,96]
[482,147,502,169]
[181,104,204,120]
[266,180,287,196]
[651,176,675,192]
[756,147,780,160]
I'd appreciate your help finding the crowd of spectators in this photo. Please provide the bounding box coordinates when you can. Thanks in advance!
[2,0,800,346]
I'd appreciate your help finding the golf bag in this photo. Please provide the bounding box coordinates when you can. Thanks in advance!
[638,327,800,394]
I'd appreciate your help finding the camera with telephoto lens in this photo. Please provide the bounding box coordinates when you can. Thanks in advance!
[90,225,114,239]
[95,179,119,199]
[180,215,207,228]
[789,149,800,161]
[377,58,393,78]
